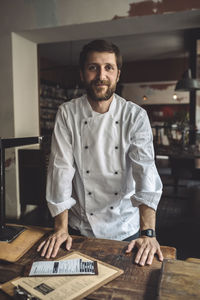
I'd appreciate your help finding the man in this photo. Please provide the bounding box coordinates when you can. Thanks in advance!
[38,40,163,266]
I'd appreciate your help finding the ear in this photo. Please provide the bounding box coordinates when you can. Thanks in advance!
[117,70,121,82]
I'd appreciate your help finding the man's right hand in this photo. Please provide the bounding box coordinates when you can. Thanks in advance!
[37,229,72,259]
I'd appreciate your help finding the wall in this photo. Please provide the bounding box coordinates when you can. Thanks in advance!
[12,33,39,137]
[121,57,189,83]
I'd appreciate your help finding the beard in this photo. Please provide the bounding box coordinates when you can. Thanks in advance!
[84,79,117,102]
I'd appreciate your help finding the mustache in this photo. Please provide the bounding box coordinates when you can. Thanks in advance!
[91,79,110,86]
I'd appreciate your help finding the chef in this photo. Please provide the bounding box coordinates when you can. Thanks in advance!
[38,39,163,266]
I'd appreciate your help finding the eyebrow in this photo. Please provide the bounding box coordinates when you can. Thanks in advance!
[86,62,116,66]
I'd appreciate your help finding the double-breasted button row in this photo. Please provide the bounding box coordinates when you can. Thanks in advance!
[90,206,115,216]
[86,170,119,175]
[87,191,118,196]
[84,145,118,150]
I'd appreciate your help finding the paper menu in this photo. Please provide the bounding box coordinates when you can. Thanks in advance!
[29,259,97,276]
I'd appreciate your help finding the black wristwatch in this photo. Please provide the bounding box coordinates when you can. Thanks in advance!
[140,229,156,238]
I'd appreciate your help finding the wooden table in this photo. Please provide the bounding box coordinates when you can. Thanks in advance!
[159,259,200,299]
[0,226,176,300]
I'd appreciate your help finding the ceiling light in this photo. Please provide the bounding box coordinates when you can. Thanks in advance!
[175,69,200,91]
[143,95,148,101]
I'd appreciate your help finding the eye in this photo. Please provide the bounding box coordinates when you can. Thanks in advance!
[88,64,97,71]
[105,64,114,71]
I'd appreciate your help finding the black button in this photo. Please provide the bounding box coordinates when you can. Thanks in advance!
[85,146,88,149]
[115,146,118,149]
[110,206,114,209]
[86,170,90,174]
[115,171,118,174]
[115,121,119,124]
[114,192,118,195]
[85,121,87,124]
[90,213,93,216]
[88,192,92,195]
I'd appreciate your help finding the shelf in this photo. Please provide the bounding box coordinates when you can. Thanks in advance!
[39,81,84,135]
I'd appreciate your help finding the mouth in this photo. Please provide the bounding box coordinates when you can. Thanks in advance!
[93,80,109,87]
[95,84,108,87]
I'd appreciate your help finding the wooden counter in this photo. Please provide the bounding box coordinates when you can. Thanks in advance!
[0,226,176,299]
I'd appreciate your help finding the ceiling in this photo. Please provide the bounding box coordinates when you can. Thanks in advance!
[38,30,190,66]
[34,10,200,67]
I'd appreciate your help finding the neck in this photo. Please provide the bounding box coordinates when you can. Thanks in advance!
[87,95,114,114]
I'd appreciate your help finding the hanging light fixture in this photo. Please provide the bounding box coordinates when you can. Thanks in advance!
[175,69,200,91]
[143,95,148,101]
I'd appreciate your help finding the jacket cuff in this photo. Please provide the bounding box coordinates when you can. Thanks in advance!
[131,192,162,211]
[47,197,76,217]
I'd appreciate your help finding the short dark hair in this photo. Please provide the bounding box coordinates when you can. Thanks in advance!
[79,39,122,71]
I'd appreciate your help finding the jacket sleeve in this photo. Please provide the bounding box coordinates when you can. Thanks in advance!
[128,108,163,210]
[46,105,76,217]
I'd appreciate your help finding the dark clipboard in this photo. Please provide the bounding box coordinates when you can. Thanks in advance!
[23,259,98,277]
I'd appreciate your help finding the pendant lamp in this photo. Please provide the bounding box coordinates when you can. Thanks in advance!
[175,69,200,91]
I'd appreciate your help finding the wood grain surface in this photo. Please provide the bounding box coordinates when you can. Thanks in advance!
[158,259,200,300]
[0,226,176,300]
[0,225,51,262]
[185,257,200,264]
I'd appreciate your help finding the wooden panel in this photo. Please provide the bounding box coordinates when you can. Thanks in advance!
[0,225,51,262]
[186,257,200,264]
[158,259,200,299]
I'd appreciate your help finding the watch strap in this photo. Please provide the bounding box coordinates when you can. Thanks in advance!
[140,229,156,237]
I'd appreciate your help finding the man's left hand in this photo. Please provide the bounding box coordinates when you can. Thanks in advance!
[126,237,163,266]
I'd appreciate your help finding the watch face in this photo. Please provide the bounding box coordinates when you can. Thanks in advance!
[147,229,153,237]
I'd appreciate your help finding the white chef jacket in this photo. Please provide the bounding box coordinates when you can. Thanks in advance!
[46,94,162,240]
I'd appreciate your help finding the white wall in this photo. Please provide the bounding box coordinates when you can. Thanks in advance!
[12,33,39,137]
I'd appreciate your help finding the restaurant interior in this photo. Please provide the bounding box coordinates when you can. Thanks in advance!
[1,1,200,261]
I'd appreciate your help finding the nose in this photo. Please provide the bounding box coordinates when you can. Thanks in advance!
[97,66,106,81]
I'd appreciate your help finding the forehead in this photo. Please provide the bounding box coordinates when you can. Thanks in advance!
[85,51,117,65]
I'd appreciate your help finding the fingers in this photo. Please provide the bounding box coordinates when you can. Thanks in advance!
[125,240,136,253]
[135,243,150,266]
[126,237,163,266]
[37,232,71,259]
[42,238,55,259]
[39,236,61,259]
[50,236,63,258]
[157,246,164,262]
[145,248,155,265]
[66,235,72,250]
[37,240,46,252]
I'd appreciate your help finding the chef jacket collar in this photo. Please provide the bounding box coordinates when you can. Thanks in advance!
[82,94,116,119]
